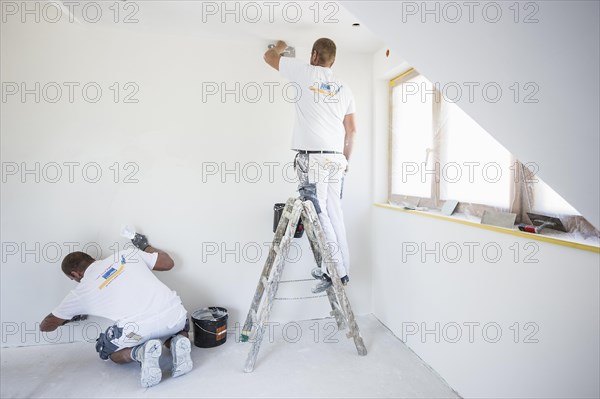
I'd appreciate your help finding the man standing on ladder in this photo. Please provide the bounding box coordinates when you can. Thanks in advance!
[264,38,357,293]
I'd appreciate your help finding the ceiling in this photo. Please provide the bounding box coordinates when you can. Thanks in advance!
[61,1,383,53]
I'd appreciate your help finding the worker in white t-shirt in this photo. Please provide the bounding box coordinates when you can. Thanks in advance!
[39,233,192,388]
[264,38,357,293]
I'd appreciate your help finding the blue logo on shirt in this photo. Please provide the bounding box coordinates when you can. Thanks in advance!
[101,256,126,280]
[102,267,117,280]
[310,82,342,98]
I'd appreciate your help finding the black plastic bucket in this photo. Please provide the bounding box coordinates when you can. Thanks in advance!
[191,307,228,348]
[273,203,304,238]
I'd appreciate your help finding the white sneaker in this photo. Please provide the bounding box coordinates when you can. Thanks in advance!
[132,339,162,388]
[171,335,193,378]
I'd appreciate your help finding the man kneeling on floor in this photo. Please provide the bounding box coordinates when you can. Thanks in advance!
[39,233,192,388]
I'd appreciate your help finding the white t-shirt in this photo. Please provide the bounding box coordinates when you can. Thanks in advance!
[279,57,355,153]
[53,250,183,326]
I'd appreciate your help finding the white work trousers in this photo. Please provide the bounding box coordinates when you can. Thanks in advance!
[295,152,350,279]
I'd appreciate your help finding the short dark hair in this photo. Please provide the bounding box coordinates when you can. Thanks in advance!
[62,252,94,275]
[312,38,336,66]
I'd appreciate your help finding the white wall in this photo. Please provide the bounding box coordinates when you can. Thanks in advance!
[364,5,600,398]
[372,207,600,398]
[1,16,373,346]
[344,0,600,228]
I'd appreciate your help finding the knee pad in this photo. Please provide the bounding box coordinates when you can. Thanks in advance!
[95,325,123,360]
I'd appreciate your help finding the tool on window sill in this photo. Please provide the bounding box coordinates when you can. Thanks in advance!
[518,212,567,234]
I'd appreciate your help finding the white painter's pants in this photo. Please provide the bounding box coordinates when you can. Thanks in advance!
[295,152,350,279]
[96,304,188,360]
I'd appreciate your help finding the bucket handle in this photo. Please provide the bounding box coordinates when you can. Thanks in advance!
[193,321,227,336]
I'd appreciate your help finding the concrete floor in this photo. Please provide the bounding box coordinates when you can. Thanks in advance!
[1,315,460,398]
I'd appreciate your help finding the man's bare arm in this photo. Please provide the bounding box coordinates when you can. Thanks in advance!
[264,40,288,71]
[40,313,68,332]
[145,245,174,271]
[343,113,357,166]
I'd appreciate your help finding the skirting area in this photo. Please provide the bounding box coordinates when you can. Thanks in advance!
[1,315,459,398]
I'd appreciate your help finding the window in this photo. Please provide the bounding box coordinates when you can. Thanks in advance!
[390,73,433,199]
[440,103,513,209]
[389,69,595,239]
[532,178,580,216]
[390,70,515,212]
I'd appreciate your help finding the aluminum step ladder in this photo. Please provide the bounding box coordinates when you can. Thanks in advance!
[240,197,367,372]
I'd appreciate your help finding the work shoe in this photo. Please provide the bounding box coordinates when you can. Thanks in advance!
[311,267,324,280]
[312,273,332,293]
[171,335,193,378]
[132,339,162,388]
